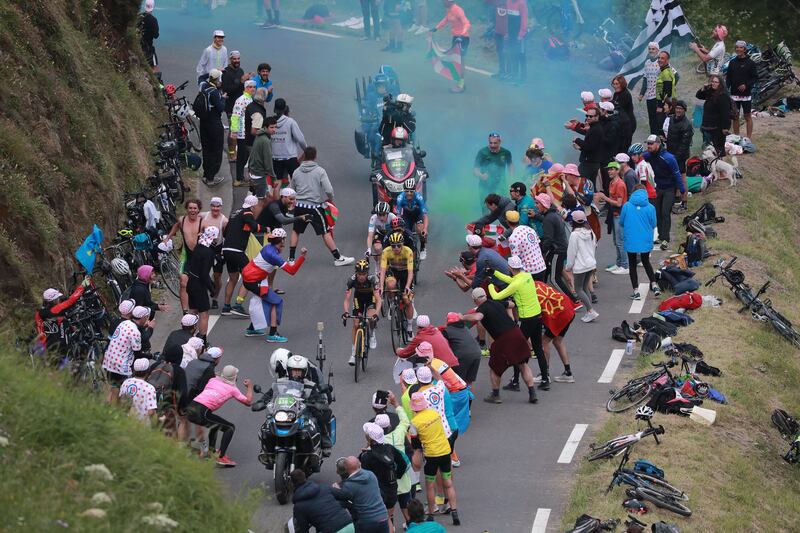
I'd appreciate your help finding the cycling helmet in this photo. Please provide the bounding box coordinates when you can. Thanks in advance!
[622,498,648,515]
[392,126,409,142]
[403,177,416,191]
[165,83,177,96]
[396,93,414,105]
[388,232,404,245]
[635,405,654,420]
[375,201,391,215]
[628,143,645,155]
[269,348,292,377]
[110,257,131,277]
[287,354,309,379]
[390,217,404,230]
[355,259,370,273]
[269,228,287,240]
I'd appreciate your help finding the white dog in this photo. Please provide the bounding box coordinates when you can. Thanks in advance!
[701,145,739,188]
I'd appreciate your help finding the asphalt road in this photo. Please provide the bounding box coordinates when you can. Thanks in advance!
[155,10,660,532]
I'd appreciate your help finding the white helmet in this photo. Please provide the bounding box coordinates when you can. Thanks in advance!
[286,354,309,379]
[635,405,654,419]
[396,93,414,105]
[269,228,287,240]
[269,348,292,377]
[110,257,131,277]
[174,101,194,120]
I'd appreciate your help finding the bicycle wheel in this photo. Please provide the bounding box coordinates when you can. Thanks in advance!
[634,486,692,517]
[354,328,364,383]
[159,252,182,298]
[771,317,800,349]
[185,116,201,152]
[587,442,630,462]
[361,325,369,373]
[390,301,402,353]
[695,62,707,74]
[607,381,650,412]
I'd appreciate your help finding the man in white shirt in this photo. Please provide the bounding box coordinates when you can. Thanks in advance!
[119,358,158,422]
[102,308,149,404]
[689,24,727,78]
[196,30,228,84]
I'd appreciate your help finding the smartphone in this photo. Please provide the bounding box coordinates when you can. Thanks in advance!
[375,390,389,405]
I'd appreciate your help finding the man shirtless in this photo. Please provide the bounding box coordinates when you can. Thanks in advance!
[201,196,229,309]
[163,199,203,312]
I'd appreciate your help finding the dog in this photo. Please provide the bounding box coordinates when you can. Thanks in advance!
[701,145,739,187]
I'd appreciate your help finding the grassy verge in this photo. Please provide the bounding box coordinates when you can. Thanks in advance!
[0,348,256,531]
[561,117,800,531]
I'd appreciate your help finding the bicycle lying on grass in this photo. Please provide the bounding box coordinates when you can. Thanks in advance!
[606,352,696,413]
[587,409,665,462]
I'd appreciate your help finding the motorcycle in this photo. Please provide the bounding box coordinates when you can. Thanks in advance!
[354,66,401,161]
[370,144,428,207]
[252,381,337,505]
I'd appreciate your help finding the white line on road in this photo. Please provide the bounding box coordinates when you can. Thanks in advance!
[531,508,551,533]
[558,424,588,464]
[628,282,650,314]
[274,25,342,38]
[208,315,220,334]
[598,349,626,384]
[465,65,492,76]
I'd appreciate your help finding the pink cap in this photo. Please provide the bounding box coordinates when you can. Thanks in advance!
[535,194,552,210]
[410,392,428,412]
[549,163,565,175]
[563,163,580,177]
[137,264,154,282]
[446,312,461,325]
[415,341,434,362]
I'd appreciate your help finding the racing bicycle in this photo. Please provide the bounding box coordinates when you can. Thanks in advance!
[384,288,411,352]
[343,313,372,382]
[606,357,688,413]
[587,417,664,462]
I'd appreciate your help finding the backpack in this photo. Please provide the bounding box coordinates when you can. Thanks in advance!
[641,331,662,354]
[694,360,722,377]
[682,202,723,226]
[192,85,213,120]
[368,446,405,486]
[772,409,800,439]
[651,522,681,533]
[646,387,694,414]
[567,514,618,533]
[673,342,703,358]
[637,317,678,338]
[633,459,665,479]
[658,292,703,312]
[147,360,175,400]
[685,156,709,177]
[682,233,707,266]
[657,310,694,326]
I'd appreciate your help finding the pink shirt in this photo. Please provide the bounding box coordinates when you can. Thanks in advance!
[396,326,459,368]
[193,377,249,411]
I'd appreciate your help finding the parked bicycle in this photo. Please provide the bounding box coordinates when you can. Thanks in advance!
[606,356,690,413]
[587,408,665,462]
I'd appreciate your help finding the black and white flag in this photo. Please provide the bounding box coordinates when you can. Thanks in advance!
[619,0,695,84]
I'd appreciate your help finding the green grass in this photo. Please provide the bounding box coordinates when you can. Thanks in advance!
[0,348,257,532]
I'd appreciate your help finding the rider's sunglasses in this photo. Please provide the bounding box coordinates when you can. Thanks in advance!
[391,244,402,249]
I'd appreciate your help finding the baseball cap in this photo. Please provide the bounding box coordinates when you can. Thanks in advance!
[280,187,297,197]
[571,210,588,224]
[580,91,594,102]
[505,210,520,223]
[446,312,462,325]
[132,306,150,319]
[674,100,688,110]
[646,134,660,144]
[401,368,418,385]
[363,422,385,444]
[507,255,523,270]
[133,358,150,372]
[210,196,223,206]
[229,50,240,58]
[466,234,482,247]
[472,287,487,300]
[181,313,199,327]
[145,0,155,12]
[459,250,476,264]
[118,299,136,315]
[599,101,615,112]
[213,29,225,37]
[416,315,430,328]
[606,161,621,170]
[374,413,391,429]
[243,195,259,208]
[209,68,223,80]
[207,347,224,359]
[244,79,257,88]
[614,153,631,164]
[43,288,63,302]
[416,366,433,384]
[598,88,613,99]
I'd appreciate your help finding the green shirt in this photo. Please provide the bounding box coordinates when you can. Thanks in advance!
[488,270,541,318]
[656,65,677,102]
[474,146,512,182]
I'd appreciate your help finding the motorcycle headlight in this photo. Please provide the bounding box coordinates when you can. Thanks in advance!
[275,411,289,423]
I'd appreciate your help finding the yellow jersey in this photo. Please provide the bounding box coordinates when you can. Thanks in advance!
[380,245,414,272]
[411,408,451,457]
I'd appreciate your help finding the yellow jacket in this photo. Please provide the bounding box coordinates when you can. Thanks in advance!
[488,271,541,318]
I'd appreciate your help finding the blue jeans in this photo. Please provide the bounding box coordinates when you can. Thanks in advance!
[613,215,628,268]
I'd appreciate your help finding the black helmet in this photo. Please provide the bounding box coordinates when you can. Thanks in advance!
[355,259,370,272]
[403,178,416,191]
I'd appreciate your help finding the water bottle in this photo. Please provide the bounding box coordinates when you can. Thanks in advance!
[626,339,634,356]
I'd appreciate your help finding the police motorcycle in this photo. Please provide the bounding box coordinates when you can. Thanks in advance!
[354,66,401,161]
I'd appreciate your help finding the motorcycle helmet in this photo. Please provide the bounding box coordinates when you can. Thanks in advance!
[391,126,409,144]
[287,354,309,380]
[396,93,414,105]
[375,201,390,216]
[388,232,404,246]
[628,143,645,155]
[622,498,648,515]
[110,257,131,277]
[269,348,292,377]
[355,259,370,273]
[635,405,654,420]
[403,177,416,191]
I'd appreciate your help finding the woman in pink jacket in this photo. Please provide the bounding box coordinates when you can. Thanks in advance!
[395,315,459,369]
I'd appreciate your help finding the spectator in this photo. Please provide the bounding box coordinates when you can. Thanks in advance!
[655,51,677,131]
[126,265,169,318]
[508,182,537,228]
[247,115,278,200]
[534,194,576,301]
[629,143,656,203]
[595,162,628,274]
[332,456,390,532]
[615,153,637,195]
[373,394,414,529]
[244,89,269,184]
[696,74,731,157]
[441,312,482,385]
[195,30,227,84]
[444,250,477,293]
[184,346,224,401]
[562,163,600,241]
[119,358,158,421]
[470,193,515,234]
[689,24,728,77]
[291,469,355,533]
[102,310,147,404]
[262,0,281,27]
[465,234,510,290]
[505,210,546,280]
[432,0,471,93]
[406,499,446,532]
[665,100,693,211]
[612,74,636,151]
[597,101,620,192]
[491,0,509,80]
[620,185,661,301]
[564,210,598,322]
[272,98,307,199]
[200,198,228,310]
[251,63,274,101]
[573,107,603,191]
[637,42,662,135]
[138,0,159,69]
[230,80,257,186]
[382,0,403,52]
[222,51,253,164]
[198,69,226,186]
[186,226,218,338]
[523,147,553,183]
[180,336,205,369]
[505,0,528,84]
[642,135,684,251]
[359,0,381,41]
[534,280,576,383]
[396,315,459,369]
[473,133,514,208]
[162,313,199,363]
[359,423,408,533]
[726,40,758,139]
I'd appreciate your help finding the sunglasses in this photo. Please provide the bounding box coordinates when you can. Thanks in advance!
[391,244,403,249]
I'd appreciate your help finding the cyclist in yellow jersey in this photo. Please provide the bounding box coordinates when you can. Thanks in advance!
[379,232,414,334]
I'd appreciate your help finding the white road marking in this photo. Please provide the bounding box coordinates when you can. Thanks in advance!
[558,424,588,464]
[531,508,551,533]
[628,282,650,314]
[274,25,342,38]
[208,315,220,333]
[465,65,492,76]
[598,349,626,384]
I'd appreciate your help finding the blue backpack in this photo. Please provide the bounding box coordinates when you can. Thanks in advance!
[633,459,665,479]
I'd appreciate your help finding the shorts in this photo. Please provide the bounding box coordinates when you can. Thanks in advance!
[212,246,224,274]
[386,268,412,291]
[401,209,424,228]
[381,486,398,509]
[397,491,412,509]
[544,316,573,339]
[454,356,480,383]
[187,278,211,312]
[488,327,531,376]
[249,177,268,199]
[293,205,329,236]
[223,250,249,273]
[453,36,470,57]
[273,158,299,181]
[733,99,752,114]
[105,370,128,387]
[354,294,377,311]
[410,436,422,450]
[423,454,452,479]
[179,247,194,274]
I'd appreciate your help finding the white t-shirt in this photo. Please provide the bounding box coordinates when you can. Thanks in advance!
[103,320,142,376]
[120,378,158,420]
[706,41,726,76]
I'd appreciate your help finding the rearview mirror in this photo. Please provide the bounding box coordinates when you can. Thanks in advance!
[253,384,262,394]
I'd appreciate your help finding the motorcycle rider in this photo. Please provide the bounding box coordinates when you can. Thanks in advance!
[269,347,328,394]
[395,177,429,260]
[379,93,416,145]
[282,354,334,454]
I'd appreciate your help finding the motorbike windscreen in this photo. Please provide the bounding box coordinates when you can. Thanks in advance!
[382,146,414,180]
[271,381,305,409]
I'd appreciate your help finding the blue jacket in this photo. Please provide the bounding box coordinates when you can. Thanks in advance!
[292,481,353,533]
[472,247,511,289]
[644,147,685,193]
[619,189,657,253]
[335,468,388,524]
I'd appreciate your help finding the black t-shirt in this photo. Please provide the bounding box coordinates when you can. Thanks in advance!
[477,299,514,339]
[162,329,192,364]
[347,274,378,299]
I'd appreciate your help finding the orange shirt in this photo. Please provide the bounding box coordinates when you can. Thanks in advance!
[436,3,471,37]
[608,178,628,216]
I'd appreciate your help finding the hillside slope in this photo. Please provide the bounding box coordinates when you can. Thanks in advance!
[0,0,160,313]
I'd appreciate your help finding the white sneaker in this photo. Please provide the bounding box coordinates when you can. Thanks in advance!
[420,249,427,261]
[348,355,356,366]
[407,23,420,32]
[334,256,355,267]
[533,374,543,383]
[612,267,629,275]
[604,265,618,272]
[369,334,377,349]
[581,310,599,323]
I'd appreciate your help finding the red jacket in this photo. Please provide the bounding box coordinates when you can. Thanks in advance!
[397,326,459,367]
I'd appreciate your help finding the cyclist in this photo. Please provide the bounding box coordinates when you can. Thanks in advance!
[395,177,429,261]
[379,232,415,338]
[366,201,398,264]
[343,259,381,365]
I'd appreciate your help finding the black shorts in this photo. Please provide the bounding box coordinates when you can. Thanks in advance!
[273,158,299,181]
[397,491,412,509]
[410,436,422,450]
[187,278,211,312]
[212,246,224,274]
[106,370,128,387]
[249,177,268,199]
[293,205,329,236]
[381,485,399,509]
[354,294,376,311]
[544,316,574,339]
[423,454,452,477]
[223,250,249,273]
[454,356,480,383]
[448,429,459,451]
[387,268,411,291]
[734,99,752,114]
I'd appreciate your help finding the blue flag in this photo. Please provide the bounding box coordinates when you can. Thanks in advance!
[75,224,104,273]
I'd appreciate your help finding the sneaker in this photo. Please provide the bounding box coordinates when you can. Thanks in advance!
[533,374,543,383]
[407,23,420,32]
[572,300,584,311]
[502,381,520,391]
[348,355,356,366]
[230,304,249,317]
[538,379,551,391]
[438,502,451,515]
[426,515,435,522]
[211,299,219,310]
[369,333,377,349]
[334,256,355,267]
[553,372,575,383]
[420,249,427,261]
[660,240,669,251]
[449,86,465,93]
[612,267,630,275]
[266,334,288,343]
[216,455,237,467]
[630,291,642,301]
[528,392,538,404]
[480,347,490,357]
[220,304,232,316]
[581,310,599,323]
[651,284,662,296]
[245,328,266,336]
[483,394,502,404]
[198,438,209,455]
[451,452,461,468]
[605,264,618,272]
